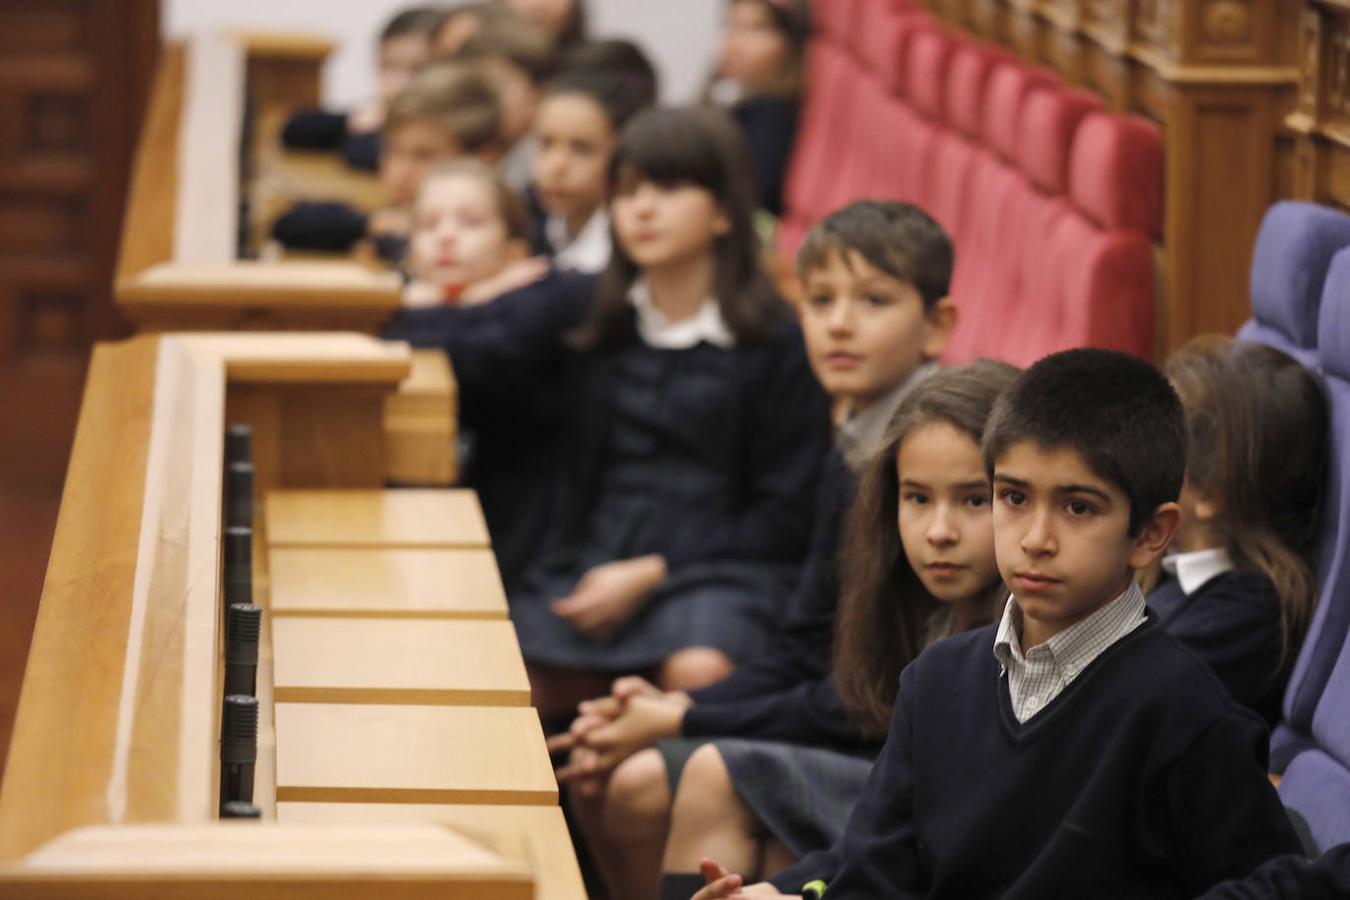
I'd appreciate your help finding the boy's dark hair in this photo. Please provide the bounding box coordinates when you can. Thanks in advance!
[836,359,1018,737]
[982,348,1186,535]
[797,200,953,308]
[381,6,448,42]
[543,65,656,133]
[571,105,782,350]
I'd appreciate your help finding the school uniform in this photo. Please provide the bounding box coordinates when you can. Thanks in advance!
[1199,843,1350,899]
[1148,549,1291,728]
[710,81,799,217]
[509,281,832,673]
[544,209,611,274]
[384,270,598,590]
[771,585,1302,899]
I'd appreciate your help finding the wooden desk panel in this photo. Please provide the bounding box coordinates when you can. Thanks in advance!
[271,618,530,707]
[274,705,556,805]
[0,823,531,899]
[268,548,507,619]
[279,804,585,900]
[266,490,490,548]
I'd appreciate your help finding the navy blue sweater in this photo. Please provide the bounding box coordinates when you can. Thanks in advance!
[679,448,873,751]
[1198,843,1350,899]
[772,617,1301,899]
[383,271,597,589]
[1148,570,1292,729]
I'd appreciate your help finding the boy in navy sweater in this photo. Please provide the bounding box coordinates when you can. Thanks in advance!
[695,349,1301,899]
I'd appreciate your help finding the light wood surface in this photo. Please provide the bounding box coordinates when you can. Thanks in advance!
[273,704,557,805]
[268,548,508,619]
[0,334,430,862]
[266,490,491,549]
[271,618,530,707]
[175,32,244,265]
[115,43,183,284]
[280,804,586,900]
[0,823,532,899]
[385,350,457,486]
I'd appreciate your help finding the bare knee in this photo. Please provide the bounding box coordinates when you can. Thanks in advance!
[657,647,735,692]
[604,748,673,838]
[674,743,741,823]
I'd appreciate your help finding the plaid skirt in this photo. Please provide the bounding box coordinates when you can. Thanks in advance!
[715,737,875,859]
[509,559,797,673]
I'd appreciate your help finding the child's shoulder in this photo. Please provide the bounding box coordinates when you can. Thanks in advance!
[1118,621,1260,721]
[905,623,1002,683]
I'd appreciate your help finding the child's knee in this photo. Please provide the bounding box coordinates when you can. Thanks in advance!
[658,647,735,691]
[673,743,738,820]
[605,748,672,831]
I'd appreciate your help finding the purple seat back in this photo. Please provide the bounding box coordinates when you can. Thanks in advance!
[1275,254,1350,849]
[1238,201,1350,364]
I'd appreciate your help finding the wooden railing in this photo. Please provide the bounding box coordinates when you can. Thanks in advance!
[113,33,454,486]
[0,334,582,897]
[921,0,1301,352]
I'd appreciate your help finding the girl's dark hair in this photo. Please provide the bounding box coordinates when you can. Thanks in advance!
[709,0,812,98]
[553,39,659,126]
[1165,336,1329,664]
[570,106,782,350]
[834,360,1019,737]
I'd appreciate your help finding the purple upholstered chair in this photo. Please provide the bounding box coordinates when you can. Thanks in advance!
[1238,201,1350,365]
[1276,255,1350,851]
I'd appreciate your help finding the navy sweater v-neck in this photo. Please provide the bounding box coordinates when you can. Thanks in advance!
[772,616,1301,899]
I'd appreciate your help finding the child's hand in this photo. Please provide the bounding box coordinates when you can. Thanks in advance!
[402,279,443,309]
[551,555,668,640]
[612,675,663,701]
[348,98,385,134]
[459,257,550,305]
[561,693,691,779]
[545,707,611,754]
[691,859,792,898]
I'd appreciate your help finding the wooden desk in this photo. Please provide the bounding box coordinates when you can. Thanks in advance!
[280,804,586,900]
[0,823,532,899]
[271,618,530,707]
[268,548,508,619]
[273,704,557,805]
[266,489,491,549]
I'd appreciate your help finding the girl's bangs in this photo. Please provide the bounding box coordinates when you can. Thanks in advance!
[609,111,725,193]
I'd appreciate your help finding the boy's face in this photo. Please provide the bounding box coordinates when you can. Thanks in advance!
[992,441,1179,648]
[532,93,614,228]
[381,122,463,205]
[378,35,431,103]
[799,249,953,407]
[719,0,791,89]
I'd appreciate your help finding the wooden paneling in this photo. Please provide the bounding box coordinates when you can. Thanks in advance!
[265,489,491,549]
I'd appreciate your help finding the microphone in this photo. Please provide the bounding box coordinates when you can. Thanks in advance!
[224,603,261,697]
[220,801,261,820]
[225,425,254,530]
[220,694,258,811]
[224,526,252,610]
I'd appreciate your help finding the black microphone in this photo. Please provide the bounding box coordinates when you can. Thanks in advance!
[224,526,252,610]
[220,694,258,811]
[225,603,261,697]
[220,801,261,820]
[225,425,252,466]
[225,461,254,530]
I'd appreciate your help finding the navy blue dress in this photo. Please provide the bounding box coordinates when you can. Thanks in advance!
[511,309,832,672]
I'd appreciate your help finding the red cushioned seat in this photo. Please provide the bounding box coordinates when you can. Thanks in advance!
[1038,113,1163,360]
[928,42,1006,244]
[943,62,1059,363]
[892,25,952,213]
[858,5,934,95]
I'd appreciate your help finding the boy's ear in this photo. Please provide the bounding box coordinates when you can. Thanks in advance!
[1128,501,1182,571]
[921,297,957,359]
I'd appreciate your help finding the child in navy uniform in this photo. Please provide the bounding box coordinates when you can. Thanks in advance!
[1151,337,1328,727]
[696,348,1301,899]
